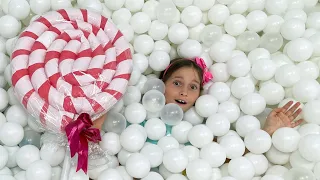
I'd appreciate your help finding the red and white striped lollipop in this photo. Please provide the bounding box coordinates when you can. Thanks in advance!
[11,9,132,133]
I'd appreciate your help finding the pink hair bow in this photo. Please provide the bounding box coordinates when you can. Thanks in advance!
[195,57,213,85]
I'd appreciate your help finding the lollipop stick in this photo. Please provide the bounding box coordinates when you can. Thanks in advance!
[60,148,71,180]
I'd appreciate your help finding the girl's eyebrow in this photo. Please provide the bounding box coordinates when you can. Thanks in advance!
[173,76,200,84]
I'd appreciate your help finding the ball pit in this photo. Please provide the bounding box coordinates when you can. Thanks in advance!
[0,0,320,180]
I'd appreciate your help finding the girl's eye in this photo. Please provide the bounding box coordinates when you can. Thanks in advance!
[191,85,198,90]
[173,81,181,86]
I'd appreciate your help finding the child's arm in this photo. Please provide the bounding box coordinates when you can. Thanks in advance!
[93,113,107,130]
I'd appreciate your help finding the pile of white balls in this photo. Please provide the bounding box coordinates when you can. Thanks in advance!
[0,0,320,180]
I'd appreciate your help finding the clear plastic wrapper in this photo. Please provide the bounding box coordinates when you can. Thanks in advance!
[10,8,132,177]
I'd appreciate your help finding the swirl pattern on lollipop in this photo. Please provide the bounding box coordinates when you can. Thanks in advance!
[11,9,133,132]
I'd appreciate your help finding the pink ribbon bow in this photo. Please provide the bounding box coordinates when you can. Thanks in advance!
[65,113,101,173]
[195,57,213,85]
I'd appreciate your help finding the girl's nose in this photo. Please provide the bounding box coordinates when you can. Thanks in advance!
[180,87,188,96]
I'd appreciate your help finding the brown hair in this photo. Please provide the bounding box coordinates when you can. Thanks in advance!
[160,58,204,88]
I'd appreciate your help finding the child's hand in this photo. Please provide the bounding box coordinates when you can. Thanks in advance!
[263,101,304,136]
[93,113,107,130]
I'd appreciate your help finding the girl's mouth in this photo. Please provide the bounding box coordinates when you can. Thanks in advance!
[175,99,187,104]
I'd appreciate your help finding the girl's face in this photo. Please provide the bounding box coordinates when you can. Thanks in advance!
[164,67,201,112]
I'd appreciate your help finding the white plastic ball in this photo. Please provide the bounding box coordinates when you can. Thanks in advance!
[120,127,145,152]
[303,100,320,125]
[240,93,266,116]
[298,134,320,162]
[272,127,301,153]
[200,142,227,168]
[124,0,144,12]
[208,4,230,26]
[251,59,276,81]
[124,103,146,124]
[244,129,272,154]
[154,40,171,53]
[209,41,233,63]
[206,113,230,136]
[245,153,269,176]
[220,34,237,50]
[177,39,202,59]
[195,95,218,118]
[0,15,21,38]
[16,145,40,170]
[142,0,159,20]
[236,31,261,52]
[0,145,8,169]
[186,159,212,180]
[274,64,300,88]
[40,145,65,167]
[117,23,134,42]
[236,115,261,137]
[209,63,230,82]
[189,23,205,41]
[182,145,200,162]
[133,35,154,55]
[259,82,285,105]
[112,8,132,25]
[26,160,51,180]
[246,10,267,32]
[98,168,122,180]
[50,0,72,10]
[104,0,124,10]
[264,15,284,34]
[0,122,24,146]
[171,121,193,144]
[227,56,251,77]
[181,6,202,27]
[188,124,214,148]
[144,118,166,141]
[130,12,151,34]
[168,23,189,44]
[157,136,179,153]
[208,82,231,103]
[183,107,204,125]
[224,14,247,36]
[220,135,245,159]
[228,157,255,180]
[8,0,30,20]
[260,33,284,53]
[280,19,305,40]
[217,101,240,123]
[231,77,255,99]
[284,9,307,22]
[142,172,164,180]
[228,0,249,14]
[265,0,288,15]
[265,145,290,165]
[306,12,320,30]
[292,79,320,103]
[289,150,315,170]
[149,51,170,72]
[248,48,270,64]
[125,153,150,178]
[140,144,163,168]
[163,148,188,173]
[286,38,313,62]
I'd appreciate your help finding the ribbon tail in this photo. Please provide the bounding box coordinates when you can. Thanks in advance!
[65,124,80,157]
[76,133,89,173]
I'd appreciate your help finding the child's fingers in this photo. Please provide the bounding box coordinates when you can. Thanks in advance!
[281,101,294,112]
[290,108,302,121]
[291,119,304,128]
[285,102,301,116]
